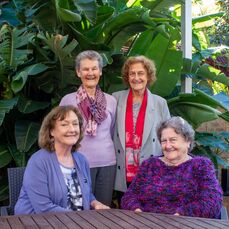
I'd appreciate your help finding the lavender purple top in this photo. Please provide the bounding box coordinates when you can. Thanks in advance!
[121,156,223,219]
[60,92,117,168]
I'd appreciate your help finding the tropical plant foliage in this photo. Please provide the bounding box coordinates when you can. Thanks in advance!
[0,0,228,202]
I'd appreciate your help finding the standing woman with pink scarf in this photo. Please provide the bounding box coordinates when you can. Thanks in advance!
[60,50,117,206]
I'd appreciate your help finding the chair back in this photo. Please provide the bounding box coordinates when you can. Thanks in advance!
[221,206,229,220]
[7,167,25,215]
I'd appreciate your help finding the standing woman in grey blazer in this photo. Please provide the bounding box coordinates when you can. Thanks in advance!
[113,56,170,203]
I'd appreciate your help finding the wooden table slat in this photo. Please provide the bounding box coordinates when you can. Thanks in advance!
[108,209,150,229]
[77,210,110,229]
[67,211,96,229]
[121,210,168,229]
[198,218,229,229]
[99,209,138,229]
[87,210,121,229]
[32,214,55,229]
[186,217,224,229]
[165,215,210,229]
[139,212,180,229]
[0,217,11,229]
[218,220,229,227]
[7,216,25,229]
[152,213,193,229]
[53,213,81,229]
[43,214,68,229]
[20,215,39,228]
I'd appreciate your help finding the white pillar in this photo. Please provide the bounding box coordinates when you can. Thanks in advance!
[181,0,192,93]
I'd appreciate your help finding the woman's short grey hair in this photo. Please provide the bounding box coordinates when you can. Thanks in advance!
[157,116,195,152]
[75,50,103,71]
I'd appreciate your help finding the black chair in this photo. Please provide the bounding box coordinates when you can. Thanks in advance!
[0,167,25,216]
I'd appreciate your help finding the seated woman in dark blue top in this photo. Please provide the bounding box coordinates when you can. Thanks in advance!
[15,105,109,214]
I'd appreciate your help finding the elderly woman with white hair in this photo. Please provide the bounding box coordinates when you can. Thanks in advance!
[121,116,223,219]
[60,50,117,206]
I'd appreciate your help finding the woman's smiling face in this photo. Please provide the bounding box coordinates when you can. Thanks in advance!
[51,111,80,149]
[160,127,190,163]
[76,58,102,90]
[128,62,148,94]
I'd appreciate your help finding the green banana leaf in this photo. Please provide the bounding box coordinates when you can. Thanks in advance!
[72,0,97,24]
[57,8,81,22]
[145,34,182,97]
[18,96,50,114]
[128,30,155,56]
[11,71,28,93]
[95,8,150,43]
[24,63,49,76]
[0,24,33,68]
[141,0,185,12]
[196,132,229,153]
[197,64,229,86]
[0,146,12,168]
[95,5,114,25]
[37,33,78,89]
[0,97,18,126]
[169,101,221,129]
[0,183,8,201]
[192,12,224,25]
[15,120,40,152]
[11,63,49,94]
[168,90,229,128]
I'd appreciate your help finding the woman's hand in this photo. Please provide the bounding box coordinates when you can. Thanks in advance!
[91,200,110,210]
[134,208,142,212]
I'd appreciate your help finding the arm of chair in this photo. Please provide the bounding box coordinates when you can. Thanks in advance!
[0,206,9,216]
[221,206,228,220]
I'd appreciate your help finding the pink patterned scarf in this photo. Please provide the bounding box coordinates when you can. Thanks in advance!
[76,85,107,136]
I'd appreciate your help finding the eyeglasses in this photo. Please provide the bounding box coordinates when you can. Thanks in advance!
[129,71,146,77]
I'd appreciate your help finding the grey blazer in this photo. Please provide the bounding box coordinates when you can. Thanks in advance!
[112,89,170,192]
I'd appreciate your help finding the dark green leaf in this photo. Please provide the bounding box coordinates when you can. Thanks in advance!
[72,0,97,24]
[11,71,28,93]
[15,121,40,152]
[24,63,49,76]
[18,96,50,114]
[96,5,114,25]
[0,146,12,168]
[58,7,81,22]
[0,97,18,126]
[0,183,8,202]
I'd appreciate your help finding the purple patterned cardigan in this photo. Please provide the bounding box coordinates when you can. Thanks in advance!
[121,156,223,218]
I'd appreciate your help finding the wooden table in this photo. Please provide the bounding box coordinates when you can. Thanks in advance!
[0,209,229,229]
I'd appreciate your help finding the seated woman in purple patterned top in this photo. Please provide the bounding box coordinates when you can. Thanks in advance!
[121,116,223,218]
